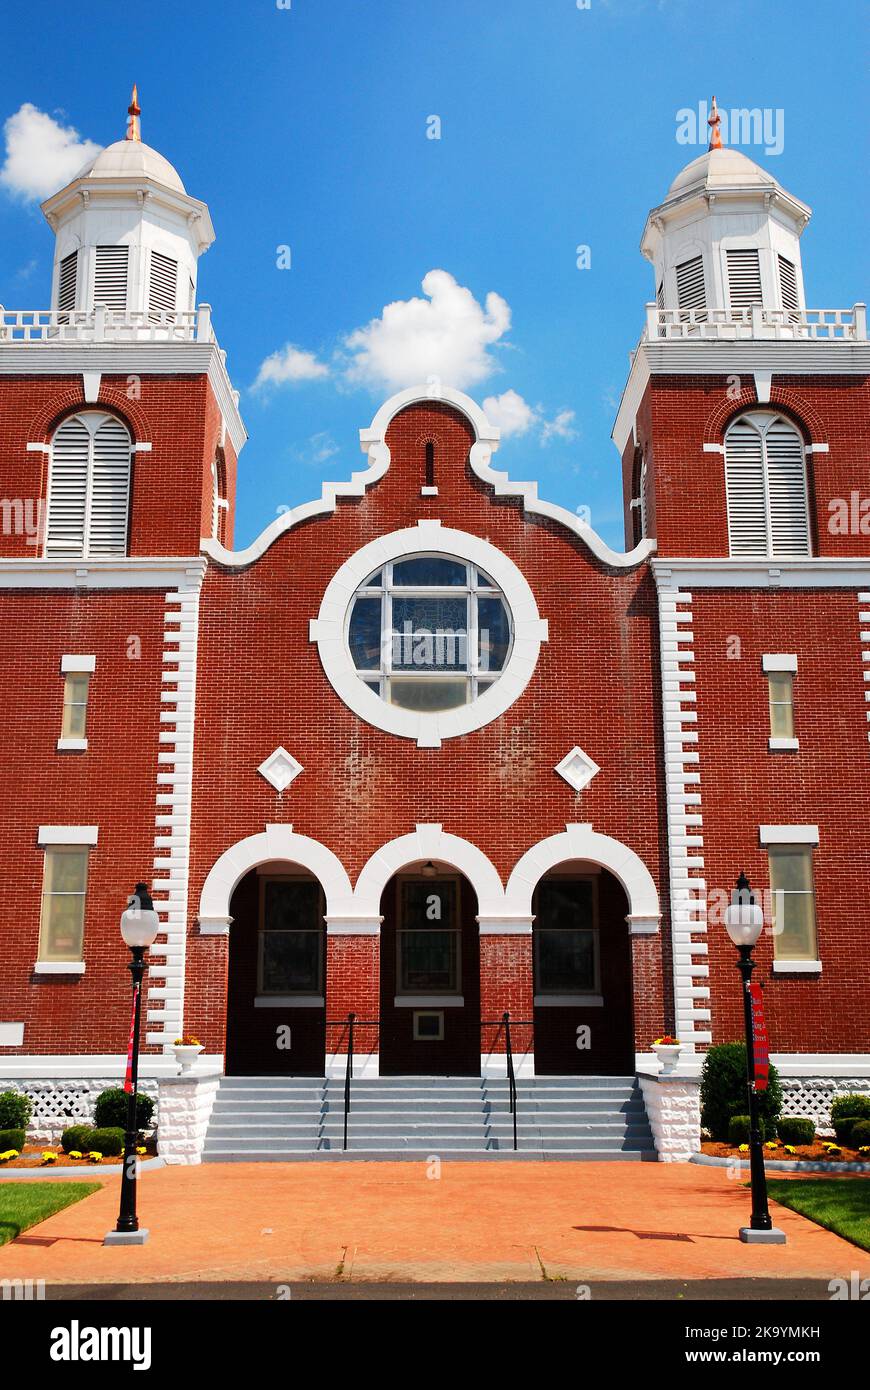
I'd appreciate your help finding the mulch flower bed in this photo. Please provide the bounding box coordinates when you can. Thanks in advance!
[0,1141,156,1170]
[701,1139,869,1164]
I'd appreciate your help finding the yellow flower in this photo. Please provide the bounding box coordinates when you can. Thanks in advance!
[136,1146,147,1155]
[783,1145,796,1154]
[69,1150,83,1160]
[765,1141,778,1150]
[738,1143,749,1153]
[0,1150,20,1161]
[87,1151,103,1163]
[859,1146,870,1155]
[41,1151,57,1164]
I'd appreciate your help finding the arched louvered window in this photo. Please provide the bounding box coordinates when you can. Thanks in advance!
[724,412,811,558]
[45,413,132,558]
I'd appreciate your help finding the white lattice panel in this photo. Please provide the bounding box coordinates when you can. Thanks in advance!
[780,1079,870,1136]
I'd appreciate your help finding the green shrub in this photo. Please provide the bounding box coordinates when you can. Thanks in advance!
[0,1090,32,1131]
[0,1128,25,1151]
[84,1127,125,1157]
[728,1114,772,1145]
[832,1117,860,1145]
[830,1093,870,1123]
[850,1120,870,1149]
[699,1042,782,1141]
[60,1124,94,1154]
[94,1088,154,1132]
[777,1116,815,1146]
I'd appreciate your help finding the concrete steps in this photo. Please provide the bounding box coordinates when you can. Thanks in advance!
[202,1074,656,1162]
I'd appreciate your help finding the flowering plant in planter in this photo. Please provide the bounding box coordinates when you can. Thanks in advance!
[651,1034,682,1072]
[172,1034,204,1073]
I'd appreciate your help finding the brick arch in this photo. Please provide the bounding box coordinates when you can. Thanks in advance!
[703,388,825,447]
[27,390,151,446]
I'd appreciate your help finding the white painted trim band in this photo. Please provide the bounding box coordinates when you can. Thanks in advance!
[759,824,819,845]
[37,825,98,846]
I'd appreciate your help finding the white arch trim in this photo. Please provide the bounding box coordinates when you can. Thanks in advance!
[197,823,356,933]
[201,385,654,571]
[505,823,661,933]
[353,824,506,920]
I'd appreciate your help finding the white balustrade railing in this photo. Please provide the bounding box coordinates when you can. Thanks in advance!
[644,302,867,342]
[0,304,216,344]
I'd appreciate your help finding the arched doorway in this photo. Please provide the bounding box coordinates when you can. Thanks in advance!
[531,866,633,1075]
[225,864,327,1076]
[378,867,481,1075]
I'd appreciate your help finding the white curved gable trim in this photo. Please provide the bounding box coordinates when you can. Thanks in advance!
[201,385,655,570]
[505,822,661,930]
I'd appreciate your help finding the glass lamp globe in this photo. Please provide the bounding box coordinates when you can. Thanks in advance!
[120,883,160,949]
[724,896,764,948]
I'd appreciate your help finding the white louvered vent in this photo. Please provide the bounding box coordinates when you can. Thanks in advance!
[93,246,129,312]
[57,251,77,314]
[45,413,132,559]
[89,418,132,555]
[725,414,810,558]
[778,255,800,318]
[765,418,810,556]
[45,417,90,557]
[726,249,763,310]
[675,255,706,321]
[148,251,178,315]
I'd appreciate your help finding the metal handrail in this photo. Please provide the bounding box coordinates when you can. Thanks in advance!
[503,1011,517,1150]
[325,1014,379,1150]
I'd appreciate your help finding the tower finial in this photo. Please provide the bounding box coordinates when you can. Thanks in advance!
[126,84,141,143]
[707,94,722,151]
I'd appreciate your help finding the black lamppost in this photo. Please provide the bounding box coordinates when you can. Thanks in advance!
[104,883,159,1247]
[723,872,786,1245]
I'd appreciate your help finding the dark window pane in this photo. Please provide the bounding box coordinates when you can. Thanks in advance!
[537,879,594,930]
[391,596,468,670]
[261,930,322,993]
[392,557,466,586]
[477,596,511,672]
[400,931,457,990]
[401,880,457,929]
[537,929,595,992]
[389,678,468,710]
[362,568,383,588]
[264,879,321,931]
[348,595,383,670]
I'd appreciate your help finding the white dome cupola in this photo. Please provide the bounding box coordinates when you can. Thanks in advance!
[40,87,215,321]
[641,97,811,325]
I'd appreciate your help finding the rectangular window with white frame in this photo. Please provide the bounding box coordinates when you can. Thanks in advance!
[759,825,820,973]
[58,655,95,751]
[762,654,798,751]
[35,827,98,972]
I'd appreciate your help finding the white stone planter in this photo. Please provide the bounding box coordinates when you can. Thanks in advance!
[172,1044,203,1074]
[652,1043,681,1074]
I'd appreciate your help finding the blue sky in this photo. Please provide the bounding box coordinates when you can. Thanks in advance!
[1,0,866,550]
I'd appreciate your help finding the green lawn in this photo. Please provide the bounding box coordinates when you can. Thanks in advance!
[0,1182,101,1246]
[767,1178,870,1252]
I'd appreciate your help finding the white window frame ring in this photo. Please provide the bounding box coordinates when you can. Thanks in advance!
[310,522,548,747]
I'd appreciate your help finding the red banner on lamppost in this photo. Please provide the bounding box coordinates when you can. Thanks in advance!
[123,982,140,1095]
[748,982,769,1091]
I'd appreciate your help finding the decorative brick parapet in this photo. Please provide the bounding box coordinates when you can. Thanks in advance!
[156,1069,221,1165]
[638,1068,701,1162]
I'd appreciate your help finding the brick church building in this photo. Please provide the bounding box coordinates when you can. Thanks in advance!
[0,95,867,1159]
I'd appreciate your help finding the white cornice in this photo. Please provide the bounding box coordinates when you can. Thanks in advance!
[0,557,206,590]
[0,341,246,456]
[612,339,870,454]
[652,557,870,589]
[203,384,654,571]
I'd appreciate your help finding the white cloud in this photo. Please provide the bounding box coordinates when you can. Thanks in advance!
[0,103,100,202]
[342,269,511,391]
[540,409,577,443]
[253,344,330,391]
[483,390,578,446]
[482,389,538,438]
